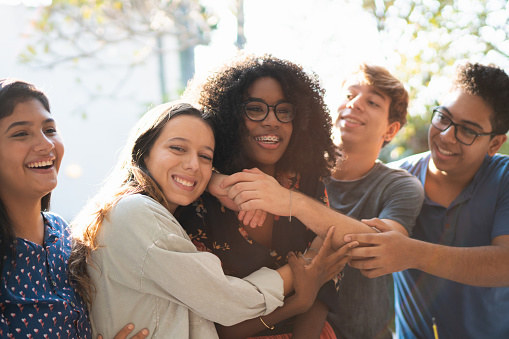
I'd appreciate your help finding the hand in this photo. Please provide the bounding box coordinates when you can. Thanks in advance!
[344,218,414,278]
[221,168,292,216]
[208,172,241,212]
[288,227,358,312]
[97,323,149,339]
[237,209,267,228]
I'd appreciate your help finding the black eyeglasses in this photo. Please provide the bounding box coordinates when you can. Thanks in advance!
[242,99,296,123]
[431,106,496,145]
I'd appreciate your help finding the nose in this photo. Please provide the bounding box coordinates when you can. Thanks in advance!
[345,94,362,110]
[34,132,55,152]
[183,153,200,171]
[439,124,457,144]
[262,106,281,127]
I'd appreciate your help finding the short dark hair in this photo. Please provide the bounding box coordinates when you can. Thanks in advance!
[453,62,509,134]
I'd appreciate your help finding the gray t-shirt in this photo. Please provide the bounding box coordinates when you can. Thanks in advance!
[325,161,424,339]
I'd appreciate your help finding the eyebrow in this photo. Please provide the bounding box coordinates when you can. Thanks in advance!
[4,118,55,134]
[348,85,388,102]
[437,106,484,130]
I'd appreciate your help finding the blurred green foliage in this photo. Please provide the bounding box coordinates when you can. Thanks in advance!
[357,0,509,161]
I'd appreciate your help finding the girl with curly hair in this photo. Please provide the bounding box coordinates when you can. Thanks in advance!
[177,54,341,338]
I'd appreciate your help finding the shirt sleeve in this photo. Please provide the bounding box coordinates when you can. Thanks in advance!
[98,194,285,326]
[378,173,425,234]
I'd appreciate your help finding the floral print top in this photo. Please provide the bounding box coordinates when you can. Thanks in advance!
[0,212,91,339]
[177,173,323,278]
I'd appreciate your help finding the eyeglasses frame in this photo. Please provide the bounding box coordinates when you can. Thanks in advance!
[242,99,296,123]
[431,106,497,146]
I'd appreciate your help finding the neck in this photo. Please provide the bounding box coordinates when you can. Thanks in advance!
[427,158,476,190]
[332,143,379,180]
[4,197,45,245]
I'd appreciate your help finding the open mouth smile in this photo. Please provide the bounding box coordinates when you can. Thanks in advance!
[26,160,55,169]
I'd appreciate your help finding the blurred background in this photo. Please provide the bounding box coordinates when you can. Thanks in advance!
[1,0,508,220]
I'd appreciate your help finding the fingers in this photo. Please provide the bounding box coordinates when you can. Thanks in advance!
[130,328,150,339]
[344,232,380,245]
[111,324,149,339]
[249,210,267,228]
[360,218,392,232]
[221,171,260,189]
[287,251,306,275]
[239,209,255,226]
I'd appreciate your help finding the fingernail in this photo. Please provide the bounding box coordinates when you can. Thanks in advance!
[344,235,352,242]
[127,324,134,330]
[142,329,149,335]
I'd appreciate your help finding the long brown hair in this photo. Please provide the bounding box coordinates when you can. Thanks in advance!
[0,79,52,274]
[68,102,212,305]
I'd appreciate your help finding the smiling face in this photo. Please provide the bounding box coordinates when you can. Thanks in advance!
[241,77,293,175]
[144,114,215,213]
[335,82,399,151]
[0,99,64,205]
[428,89,506,180]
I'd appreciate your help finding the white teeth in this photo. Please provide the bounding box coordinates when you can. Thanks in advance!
[438,146,454,155]
[174,176,194,187]
[27,160,53,168]
[343,117,362,124]
[255,135,280,144]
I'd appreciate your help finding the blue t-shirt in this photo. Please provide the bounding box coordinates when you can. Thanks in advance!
[393,152,509,339]
[0,212,91,338]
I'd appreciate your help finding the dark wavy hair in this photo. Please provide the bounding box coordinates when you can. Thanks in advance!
[184,54,335,195]
[453,62,509,135]
[0,79,52,275]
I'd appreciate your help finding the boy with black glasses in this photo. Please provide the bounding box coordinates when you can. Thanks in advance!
[345,62,509,338]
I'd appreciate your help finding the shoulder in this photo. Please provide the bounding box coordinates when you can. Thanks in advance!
[373,162,424,196]
[107,194,185,238]
[389,152,430,173]
[43,211,70,236]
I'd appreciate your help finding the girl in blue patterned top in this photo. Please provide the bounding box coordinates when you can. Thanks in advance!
[0,79,146,339]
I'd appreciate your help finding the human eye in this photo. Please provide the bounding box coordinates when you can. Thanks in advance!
[199,153,213,162]
[458,125,478,137]
[368,100,380,108]
[245,103,265,113]
[11,130,29,138]
[169,145,185,153]
[436,112,450,124]
[44,126,58,135]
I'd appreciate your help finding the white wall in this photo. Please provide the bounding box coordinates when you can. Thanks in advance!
[0,4,180,220]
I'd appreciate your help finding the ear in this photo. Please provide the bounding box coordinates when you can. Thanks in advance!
[383,121,401,143]
[487,134,507,156]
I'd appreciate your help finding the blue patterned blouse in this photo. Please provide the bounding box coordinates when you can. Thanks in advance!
[0,212,91,338]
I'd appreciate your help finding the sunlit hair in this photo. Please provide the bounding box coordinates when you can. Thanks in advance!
[349,64,409,130]
[184,53,335,195]
[453,62,509,135]
[68,101,212,305]
[0,79,52,275]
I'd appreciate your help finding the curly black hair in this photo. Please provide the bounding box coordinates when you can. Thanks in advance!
[454,62,509,135]
[184,53,335,195]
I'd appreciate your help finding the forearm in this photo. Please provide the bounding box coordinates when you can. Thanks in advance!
[216,293,309,339]
[410,236,509,287]
[292,191,374,248]
[292,300,328,339]
[276,264,294,295]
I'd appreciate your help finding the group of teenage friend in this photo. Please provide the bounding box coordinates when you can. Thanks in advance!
[1,53,508,339]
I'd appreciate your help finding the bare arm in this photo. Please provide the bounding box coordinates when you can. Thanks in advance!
[292,300,329,339]
[221,168,375,249]
[346,219,509,286]
[217,228,357,338]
